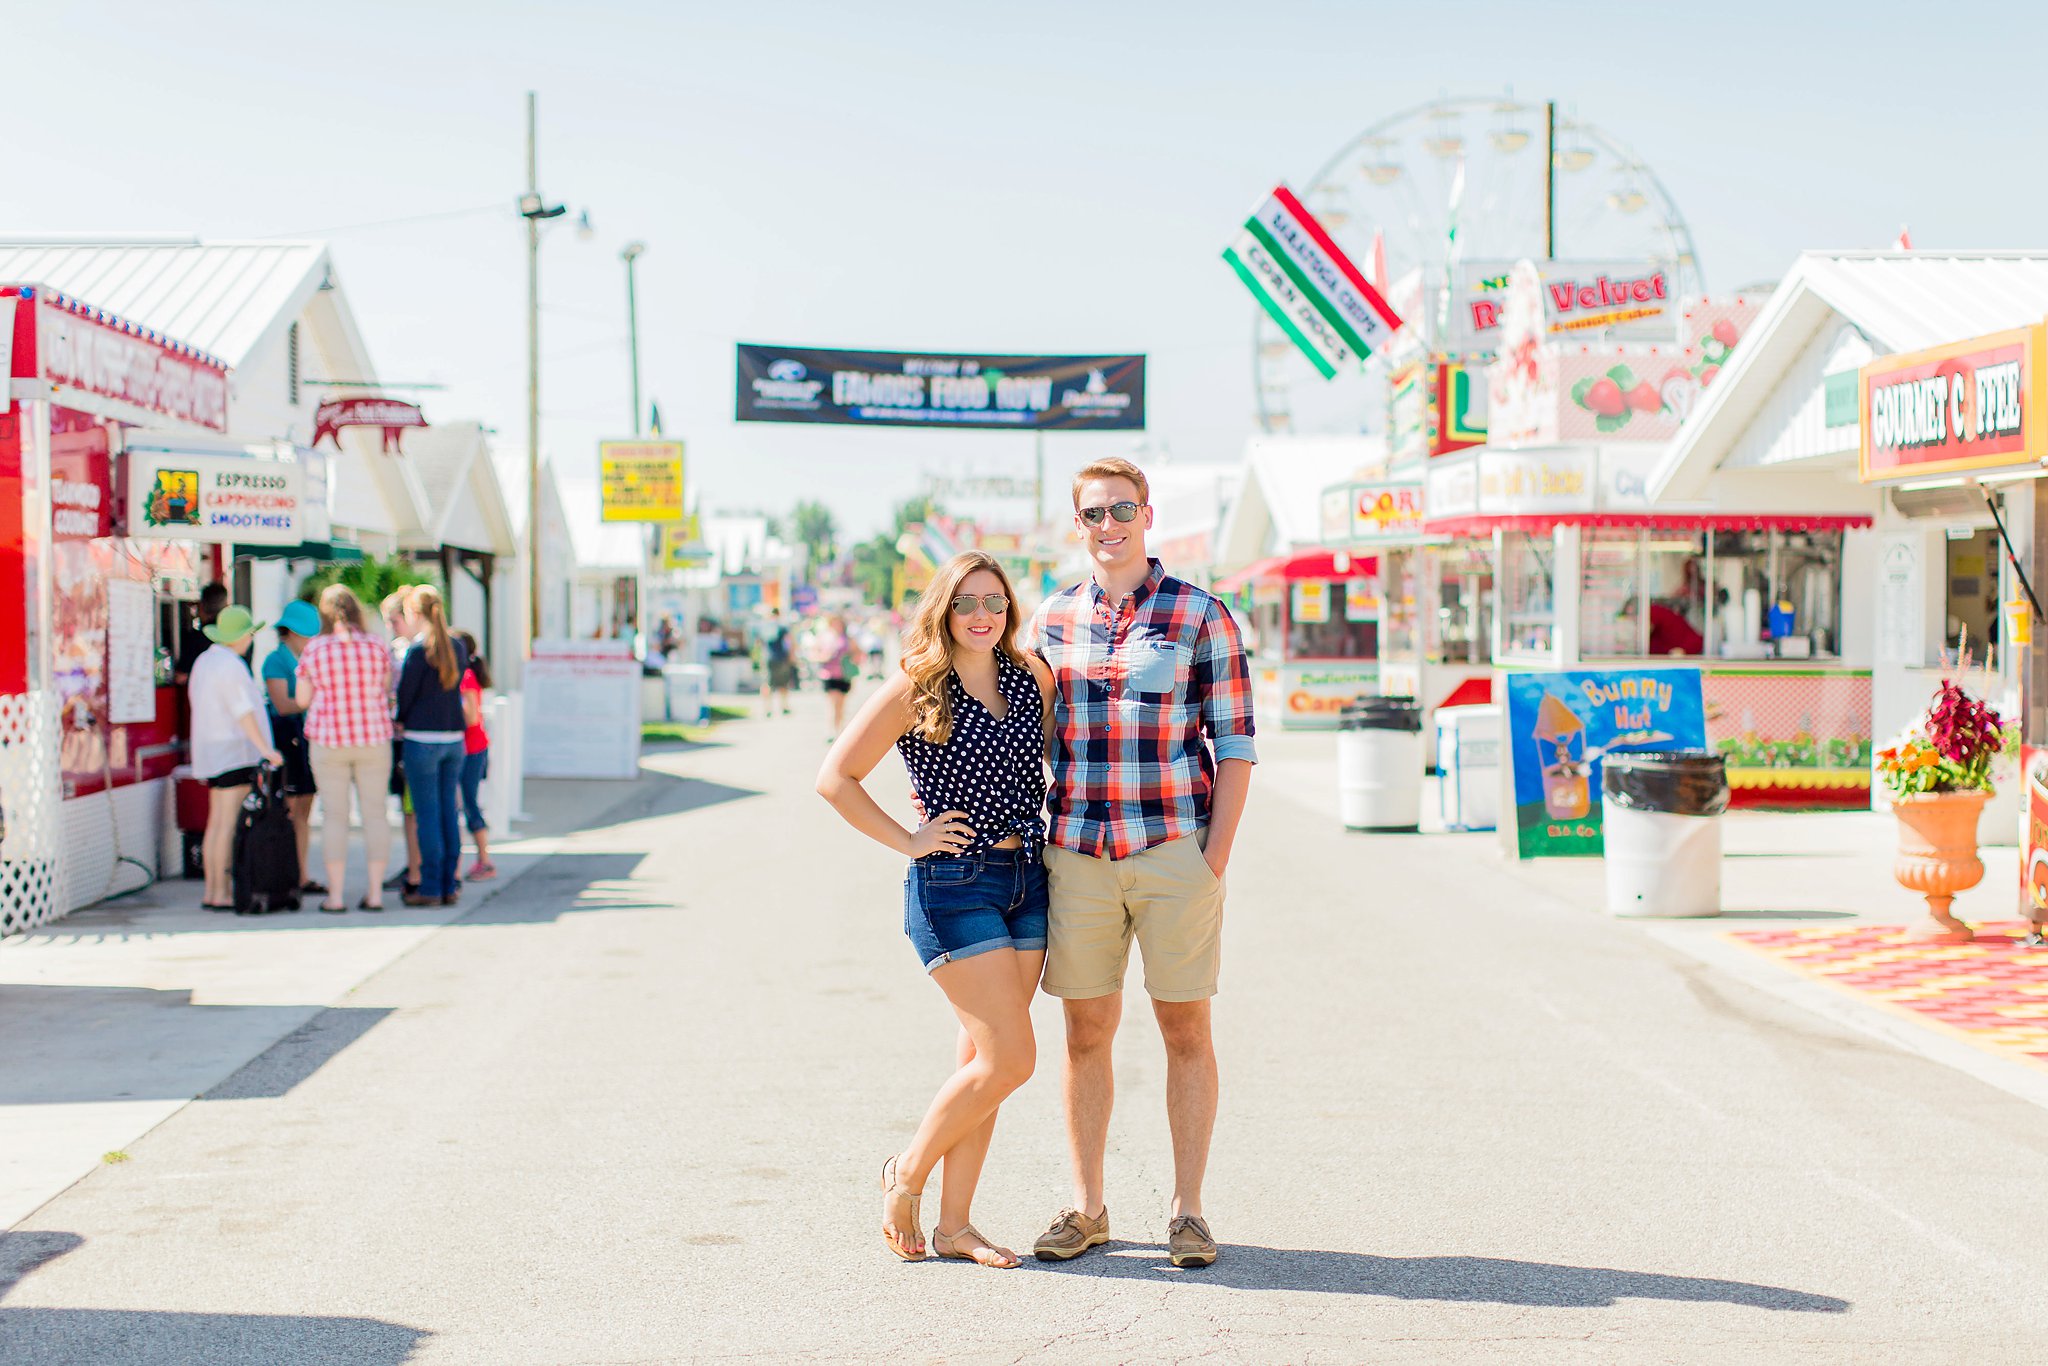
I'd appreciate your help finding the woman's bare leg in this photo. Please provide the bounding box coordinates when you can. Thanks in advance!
[934,948,1045,1263]
[289,794,315,877]
[205,786,247,904]
[887,949,1037,1261]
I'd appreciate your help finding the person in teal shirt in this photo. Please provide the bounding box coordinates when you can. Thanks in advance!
[263,600,324,893]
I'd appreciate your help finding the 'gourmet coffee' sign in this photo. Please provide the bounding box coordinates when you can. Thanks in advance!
[1860,325,2047,483]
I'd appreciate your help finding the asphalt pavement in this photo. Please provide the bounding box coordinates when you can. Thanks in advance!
[4,690,2047,1364]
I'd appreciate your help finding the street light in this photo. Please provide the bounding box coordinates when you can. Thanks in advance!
[621,241,646,435]
[519,94,567,658]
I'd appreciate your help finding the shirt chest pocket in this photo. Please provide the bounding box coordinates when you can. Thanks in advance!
[1126,639,1186,696]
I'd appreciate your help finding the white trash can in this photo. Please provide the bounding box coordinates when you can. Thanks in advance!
[708,653,750,695]
[1435,704,1501,832]
[1337,697,1424,831]
[666,663,709,724]
[1601,750,1730,917]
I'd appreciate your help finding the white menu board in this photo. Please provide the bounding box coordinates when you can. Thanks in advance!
[106,579,158,724]
[522,640,642,779]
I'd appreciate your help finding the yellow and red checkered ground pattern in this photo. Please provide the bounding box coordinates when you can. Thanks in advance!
[1728,923,2048,1070]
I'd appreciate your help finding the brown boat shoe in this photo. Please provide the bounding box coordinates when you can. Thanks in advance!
[1032,1206,1110,1261]
[1167,1214,1216,1268]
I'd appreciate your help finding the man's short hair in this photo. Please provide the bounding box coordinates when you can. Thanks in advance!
[1071,457,1149,509]
[198,582,229,613]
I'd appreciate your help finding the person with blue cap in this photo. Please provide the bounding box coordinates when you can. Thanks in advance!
[264,598,326,894]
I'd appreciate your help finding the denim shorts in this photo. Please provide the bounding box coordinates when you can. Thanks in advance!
[903,845,1049,972]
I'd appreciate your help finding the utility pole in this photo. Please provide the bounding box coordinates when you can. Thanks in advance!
[1543,100,1557,260]
[518,92,567,655]
[622,241,647,434]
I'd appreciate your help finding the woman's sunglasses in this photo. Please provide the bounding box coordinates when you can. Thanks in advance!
[1078,501,1143,527]
[950,594,1009,616]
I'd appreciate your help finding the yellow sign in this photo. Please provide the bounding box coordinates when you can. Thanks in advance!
[1344,579,1380,618]
[599,439,685,522]
[658,514,709,570]
[1292,580,1330,624]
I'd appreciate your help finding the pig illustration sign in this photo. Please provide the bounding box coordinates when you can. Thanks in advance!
[1505,668,1706,858]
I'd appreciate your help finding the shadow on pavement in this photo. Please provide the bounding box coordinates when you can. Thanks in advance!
[0,1231,427,1364]
[449,852,663,927]
[564,774,762,838]
[1048,1244,1851,1311]
[0,988,388,1105]
[1715,909,1860,920]
[0,1307,428,1365]
[201,1006,396,1101]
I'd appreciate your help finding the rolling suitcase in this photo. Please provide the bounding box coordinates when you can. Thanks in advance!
[233,765,302,915]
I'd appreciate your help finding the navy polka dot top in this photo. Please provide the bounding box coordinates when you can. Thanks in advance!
[896,654,1046,858]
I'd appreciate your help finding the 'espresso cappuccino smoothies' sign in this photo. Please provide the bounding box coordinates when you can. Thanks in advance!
[1860,325,2047,483]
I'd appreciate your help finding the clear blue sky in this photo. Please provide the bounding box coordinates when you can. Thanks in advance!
[12,1,2048,540]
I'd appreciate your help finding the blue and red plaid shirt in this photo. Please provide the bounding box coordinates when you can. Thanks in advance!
[1024,559,1257,860]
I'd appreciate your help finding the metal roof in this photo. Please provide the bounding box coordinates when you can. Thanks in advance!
[1649,250,2048,501]
[1796,251,2048,352]
[0,238,328,366]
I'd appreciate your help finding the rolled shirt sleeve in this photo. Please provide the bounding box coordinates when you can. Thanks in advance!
[1192,598,1257,765]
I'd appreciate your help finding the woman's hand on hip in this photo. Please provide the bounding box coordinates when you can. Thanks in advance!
[907,811,975,859]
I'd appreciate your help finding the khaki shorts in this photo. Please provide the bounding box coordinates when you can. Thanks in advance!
[1042,834,1224,1002]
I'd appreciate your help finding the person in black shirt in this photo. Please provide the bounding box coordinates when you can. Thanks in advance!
[174,583,231,685]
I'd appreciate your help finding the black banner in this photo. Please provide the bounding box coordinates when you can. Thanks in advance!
[735,344,1145,431]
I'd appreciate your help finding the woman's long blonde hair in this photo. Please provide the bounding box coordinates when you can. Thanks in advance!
[408,584,461,689]
[317,583,368,634]
[901,551,1023,745]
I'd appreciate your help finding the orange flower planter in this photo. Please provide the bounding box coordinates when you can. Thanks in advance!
[1891,789,1989,943]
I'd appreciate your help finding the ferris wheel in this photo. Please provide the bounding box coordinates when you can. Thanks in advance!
[1251,95,1704,436]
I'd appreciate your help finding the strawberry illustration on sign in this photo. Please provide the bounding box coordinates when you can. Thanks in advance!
[1572,366,1643,431]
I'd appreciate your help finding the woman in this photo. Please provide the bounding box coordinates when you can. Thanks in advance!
[452,630,495,882]
[296,585,395,912]
[382,589,423,895]
[816,551,1053,1268]
[186,605,283,910]
[396,585,470,908]
[262,599,325,897]
[811,613,863,740]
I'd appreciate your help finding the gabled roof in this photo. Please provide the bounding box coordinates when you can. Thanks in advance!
[1650,251,2048,501]
[398,422,517,557]
[0,238,329,367]
[1215,435,1385,568]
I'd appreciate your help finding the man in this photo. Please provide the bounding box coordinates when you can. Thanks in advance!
[1023,457,1256,1269]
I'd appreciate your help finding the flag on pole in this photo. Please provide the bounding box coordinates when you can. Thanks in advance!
[649,401,664,434]
[1892,226,1913,251]
[1369,230,1389,300]
[1222,184,1402,381]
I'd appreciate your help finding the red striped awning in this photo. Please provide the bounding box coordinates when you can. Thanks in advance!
[1214,548,1379,593]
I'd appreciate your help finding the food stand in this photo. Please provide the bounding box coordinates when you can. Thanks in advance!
[1321,479,1494,745]
[1216,548,1379,730]
[0,284,314,933]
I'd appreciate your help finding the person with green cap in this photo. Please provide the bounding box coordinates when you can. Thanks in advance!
[187,604,283,910]
[264,599,325,896]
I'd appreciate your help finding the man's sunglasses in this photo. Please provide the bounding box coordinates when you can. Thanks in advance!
[950,594,1010,616]
[1078,501,1143,527]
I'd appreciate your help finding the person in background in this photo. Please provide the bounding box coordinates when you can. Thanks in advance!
[656,615,680,661]
[812,613,863,740]
[761,608,796,715]
[174,582,232,686]
[382,589,423,895]
[297,585,395,912]
[452,630,496,882]
[396,585,471,907]
[187,606,283,910]
[262,599,325,898]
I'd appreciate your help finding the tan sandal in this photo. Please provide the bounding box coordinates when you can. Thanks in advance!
[932,1223,1019,1269]
[880,1156,925,1260]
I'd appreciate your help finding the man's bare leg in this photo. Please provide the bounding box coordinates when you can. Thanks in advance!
[1154,997,1216,1219]
[1062,993,1121,1216]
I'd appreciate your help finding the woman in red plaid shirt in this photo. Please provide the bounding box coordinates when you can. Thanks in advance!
[296,585,396,912]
